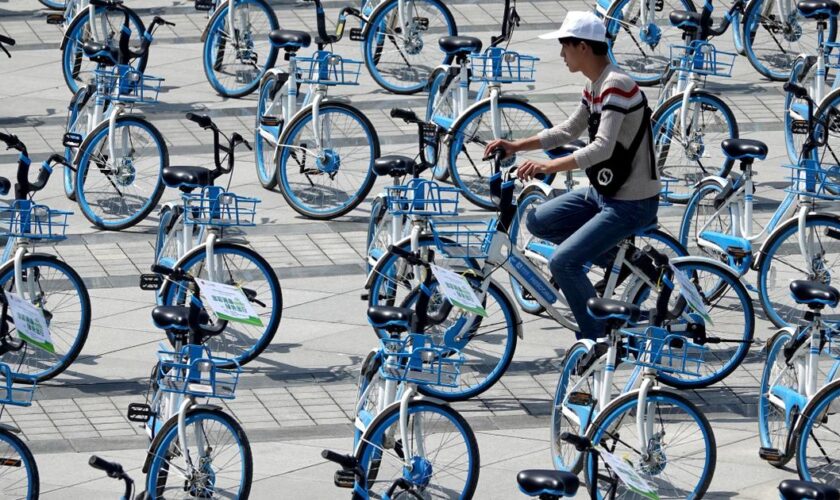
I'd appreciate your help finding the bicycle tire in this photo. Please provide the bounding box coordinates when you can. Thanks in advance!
[425,65,455,181]
[159,242,282,367]
[276,102,379,220]
[795,378,840,484]
[354,399,479,498]
[146,407,253,499]
[74,115,167,230]
[809,85,840,196]
[758,328,797,467]
[551,339,598,474]
[365,194,393,273]
[254,72,284,189]
[0,427,39,499]
[677,178,734,256]
[38,0,66,10]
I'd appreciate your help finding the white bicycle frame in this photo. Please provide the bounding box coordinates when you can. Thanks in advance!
[156,216,225,290]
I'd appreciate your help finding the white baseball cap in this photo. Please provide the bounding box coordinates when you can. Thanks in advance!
[539,11,607,43]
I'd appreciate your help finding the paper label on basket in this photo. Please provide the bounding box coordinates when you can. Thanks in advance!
[5,292,54,354]
[195,278,263,326]
[599,447,659,499]
[430,265,487,317]
[668,263,713,326]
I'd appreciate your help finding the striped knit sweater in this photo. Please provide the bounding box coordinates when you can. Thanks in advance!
[537,64,661,200]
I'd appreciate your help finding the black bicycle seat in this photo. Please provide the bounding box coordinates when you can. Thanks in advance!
[367,306,413,333]
[438,36,482,55]
[373,156,416,177]
[779,479,840,500]
[669,10,703,31]
[721,138,768,161]
[162,166,214,191]
[82,41,119,66]
[587,298,641,323]
[516,470,580,498]
[548,139,586,158]
[797,0,840,20]
[789,280,840,309]
[151,306,210,331]
[269,30,312,49]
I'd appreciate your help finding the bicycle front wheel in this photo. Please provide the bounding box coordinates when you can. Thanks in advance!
[743,0,837,81]
[203,0,279,98]
[757,214,840,328]
[552,340,600,474]
[508,185,550,315]
[254,73,286,189]
[0,427,39,499]
[159,242,282,367]
[604,0,696,86]
[652,90,738,203]
[585,389,716,499]
[0,255,91,383]
[448,98,557,210]
[277,102,379,219]
[146,408,253,499]
[364,0,457,95]
[796,379,840,484]
[75,116,167,230]
[365,194,395,272]
[354,400,479,498]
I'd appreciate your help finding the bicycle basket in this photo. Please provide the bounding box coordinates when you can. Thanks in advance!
[158,345,241,399]
[658,176,679,207]
[295,51,362,86]
[621,327,707,377]
[379,334,463,387]
[669,41,736,78]
[782,162,840,201]
[470,47,538,83]
[429,218,497,259]
[825,41,840,70]
[182,186,259,227]
[0,364,35,407]
[1,201,70,241]
[386,179,460,216]
[828,326,840,360]
[95,64,163,104]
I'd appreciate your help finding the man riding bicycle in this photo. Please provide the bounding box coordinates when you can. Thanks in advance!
[485,11,660,341]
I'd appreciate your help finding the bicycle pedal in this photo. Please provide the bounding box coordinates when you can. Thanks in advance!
[568,392,594,406]
[654,0,664,10]
[791,120,809,135]
[349,28,364,42]
[46,13,65,25]
[139,273,162,291]
[360,292,369,301]
[194,0,214,11]
[758,447,783,462]
[413,17,429,30]
[127,403,153,423]
[62,132,83,149]
[333,469,355,488]
[259,116,282,127]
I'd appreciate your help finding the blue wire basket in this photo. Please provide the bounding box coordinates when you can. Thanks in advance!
[782,162,840,201]
[385,179,460,216]
[670,41,736,78]
[470,48,538,83]
[1,201,70,240]
[429,218,497,259]
[0,364,35,407]
[95,64,164,104]
[621,327,707,377]
[379,334,464,387]
[658,176,679,207]
[182,186,259,227]
[158,344,241,399]
[295,51,362,85]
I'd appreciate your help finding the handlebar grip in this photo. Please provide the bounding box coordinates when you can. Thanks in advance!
[186,112,214,129]
[88,455,124,476]
[0,34,15,46]
[321,449,357,469]
[152,16,176,27]
[390,108,419,122]
[559,432,591,452]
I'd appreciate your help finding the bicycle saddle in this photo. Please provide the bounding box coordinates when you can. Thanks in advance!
[269,30,312,49]
[367,306,413,333]
[373,156,416,177]
[797,0,840,20]
[82,41,119,66]
[151,306,210,331]
[162,166,214,191]
[779,479,840,500]
[721,138,768,161]
[789,280,840,309]
[438,36,482,55]
[586,298,641,323]
[669,10,703,31]
[516,470,580,498]
[548,139,586,158]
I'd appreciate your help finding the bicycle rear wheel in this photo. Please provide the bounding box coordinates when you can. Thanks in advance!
[551,340,599,474]
[354,400,479,498]
[678,179,735,257]
[0,427,39,499]
[585,389,716,499]
[810,86,840,196]
[796,379,840,484]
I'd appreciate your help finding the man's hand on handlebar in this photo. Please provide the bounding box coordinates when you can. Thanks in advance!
[483,139,517,161]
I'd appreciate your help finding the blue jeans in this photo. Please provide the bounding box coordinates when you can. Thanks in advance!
[525,186,659,340]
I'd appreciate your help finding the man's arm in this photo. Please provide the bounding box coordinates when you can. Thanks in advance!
[484,100,589,158]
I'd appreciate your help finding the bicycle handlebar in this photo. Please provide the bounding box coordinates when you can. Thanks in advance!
[0,34,14,59]
[89,455,134,499]
[184,113,250,175]
[559,432,592,452]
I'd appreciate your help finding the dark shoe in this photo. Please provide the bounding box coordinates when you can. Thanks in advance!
[594,265,632,296]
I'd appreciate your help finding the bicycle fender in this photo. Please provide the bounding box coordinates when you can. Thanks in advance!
[217,237,249,246]
[788,378,840,457]
[259,69,289,101]
[201,0,230,43]
[517,180,554,202]
[0,423,21,434]
[141,404,223,473]
[158,200,180,215]
[69,85,94,112]
[0,253,62,280]
[364,233,418,289]
[753,212,840,271]
[669,255,749,282]
[71,114,146,165]
[60,9,92,51]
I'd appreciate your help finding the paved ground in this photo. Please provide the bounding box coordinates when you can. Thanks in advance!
[0,0,835,497]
